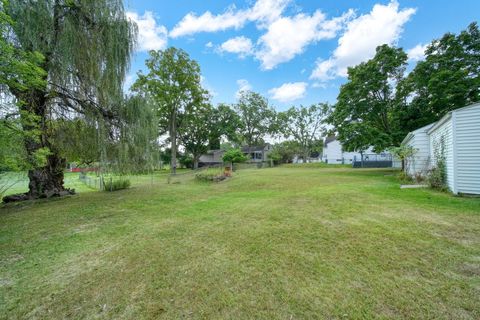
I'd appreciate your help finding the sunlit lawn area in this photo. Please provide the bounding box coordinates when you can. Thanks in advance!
[1,165,479,319]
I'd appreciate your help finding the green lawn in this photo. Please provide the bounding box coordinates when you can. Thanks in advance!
[1,166,479,319]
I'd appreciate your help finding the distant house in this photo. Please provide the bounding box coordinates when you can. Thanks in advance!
[241,144,272,163]
[322,136,397,167]
[198,144,272,166]
[402,103,480,195]
[198,149,225,167]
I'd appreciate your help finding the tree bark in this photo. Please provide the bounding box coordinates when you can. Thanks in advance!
[193,156,199,170]
[170,112,177,175]
[3,90,74,202]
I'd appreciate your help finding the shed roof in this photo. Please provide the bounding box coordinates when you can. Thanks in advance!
[427,102,480,134]
[324,136,337,147]
[401,123,436,145]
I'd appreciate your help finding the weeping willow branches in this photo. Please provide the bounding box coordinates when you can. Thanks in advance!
[0,0,138,199]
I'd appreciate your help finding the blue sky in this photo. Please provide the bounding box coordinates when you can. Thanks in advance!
[124,0,479,111]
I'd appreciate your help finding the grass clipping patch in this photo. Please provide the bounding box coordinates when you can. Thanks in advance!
[195,168,226,182]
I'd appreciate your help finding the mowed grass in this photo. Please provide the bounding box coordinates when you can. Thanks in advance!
[1,166,479,319]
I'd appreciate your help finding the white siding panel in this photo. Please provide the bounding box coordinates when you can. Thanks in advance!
[323,140,344,164]
[455,104,480,194]
[404,128,431,177]
[429,118,454,192]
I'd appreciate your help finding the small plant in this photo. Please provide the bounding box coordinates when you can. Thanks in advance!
[103,178,131,191]
[389,145,416,173]
[427,136,448,191]
[397,171,413,183]
[427,165,447,191]
[222,149,247,164]
[195,168,225,182]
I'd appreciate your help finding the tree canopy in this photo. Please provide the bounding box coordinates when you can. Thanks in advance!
[234,90,276,146]
[279,104,328,161]
[398,22,480,132]
[329,45,408,152]
[1,0,136,200]
[132,47,207,174]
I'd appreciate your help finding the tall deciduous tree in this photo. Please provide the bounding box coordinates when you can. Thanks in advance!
[279,104,328,162]
[1,0,136,200]
[132,47,206,174]
[329,45,408,152]
[178,102,213,169]
[399,22,480,131]
[234,90,276,146]
[208,103,242,149]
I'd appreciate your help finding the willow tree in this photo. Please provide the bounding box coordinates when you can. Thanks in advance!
[1,0,136,200]
[112,95,159,175]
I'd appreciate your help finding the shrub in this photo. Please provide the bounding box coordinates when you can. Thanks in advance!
[195,169,225,182]
[103,178,131,191]
[222,149,247,164]
[179,154,193,169]
[427,164,447,191]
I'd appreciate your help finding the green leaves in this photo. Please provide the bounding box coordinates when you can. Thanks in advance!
[222,149,247,164]
[330,45,408,152]
[132,47,208,172]
[234,90,276,146]
[0,1,46,93]
[278,104,328,161]
[402,22,480,128]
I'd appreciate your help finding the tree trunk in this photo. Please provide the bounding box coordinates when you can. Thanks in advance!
[303,151,309,163]
[27,152,69,198]
[3,90,73,202]
[193,155,199,170]
[170,112,177,175]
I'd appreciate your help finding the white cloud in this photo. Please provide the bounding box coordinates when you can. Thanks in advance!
[311,82,327,89]
[235,79,252,98]
[249,0,292,27]
[219,36,253,58]
[407,43,428,62]
[256,10,354,70]
[310,1,416,81]
[127,11,168,51]
[123,73,136,92]
[205,41,214,48]
[268,82,307,103]
[200,76,217,97]
[170,0,291,38]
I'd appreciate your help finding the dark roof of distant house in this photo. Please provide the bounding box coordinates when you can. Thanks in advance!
[241,145,269,153]
[205,149,225,154]
[324,136,337,147]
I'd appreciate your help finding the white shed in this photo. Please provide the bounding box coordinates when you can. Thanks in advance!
[427,103,480,195]
[322,137,370,164]
[401,123,435,177]
[322,136,396,166]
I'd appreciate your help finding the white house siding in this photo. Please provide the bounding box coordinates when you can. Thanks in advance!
[454,104,480,194]
[429,117,455,192]
[403,124,433,176]
[323,140,343,164]
[323,140,393,165]
[412,134,431,174]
